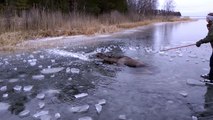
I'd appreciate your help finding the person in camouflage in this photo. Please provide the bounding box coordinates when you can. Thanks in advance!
[196,13,213,82]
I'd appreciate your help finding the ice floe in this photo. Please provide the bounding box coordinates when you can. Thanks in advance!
[23,85,33,92]
[19,110,30,118]
[55,113,61,119]
[71,68,80,74]
[0,86,7,92]
[69,105,89,113]
[33,110,49,118]
[118,115,127,120]
[2,93,8,98]
[13,85,22,92]
[74,93,88,99]
[98,99,106,105]
[179,91,188,97]
[78,116,93,120]
[32,75,45,80]
[9,78,19,83]
[95,104,102,114]
[36,93,45,100]
[38,102,45,109]
[186,79,205,86]
[41,67,64,74]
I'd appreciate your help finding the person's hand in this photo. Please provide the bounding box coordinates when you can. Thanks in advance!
[196,41,202,47]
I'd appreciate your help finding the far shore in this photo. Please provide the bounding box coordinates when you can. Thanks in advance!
[0,16,193,52]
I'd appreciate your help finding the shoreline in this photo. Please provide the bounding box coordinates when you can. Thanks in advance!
[0,17,193,52]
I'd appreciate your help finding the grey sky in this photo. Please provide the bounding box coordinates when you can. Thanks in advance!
[158,0,213,16]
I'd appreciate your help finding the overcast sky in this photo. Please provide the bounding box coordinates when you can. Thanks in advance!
[158,0,213,16]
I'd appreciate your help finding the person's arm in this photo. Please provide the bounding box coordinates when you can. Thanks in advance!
[200,31,213,43]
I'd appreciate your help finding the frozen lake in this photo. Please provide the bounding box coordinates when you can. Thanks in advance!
[0,19,212,120]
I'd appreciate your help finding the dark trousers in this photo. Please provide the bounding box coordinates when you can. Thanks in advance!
[209,52,213,80]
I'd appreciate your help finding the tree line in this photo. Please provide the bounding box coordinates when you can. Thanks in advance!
[0,0,181,16]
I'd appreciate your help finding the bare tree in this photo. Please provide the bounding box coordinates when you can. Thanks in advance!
[163,0,175,12]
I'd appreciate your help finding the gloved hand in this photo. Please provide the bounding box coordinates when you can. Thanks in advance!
[196,40,202,47]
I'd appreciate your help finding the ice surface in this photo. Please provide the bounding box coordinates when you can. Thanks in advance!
[23,85,33,92]
[95,104,102,114]
[78,116,93,120]
[74,93,88,99]
[41,67,64,74]
[69,105,89,113]
[32,75,45,80]
[71,68,80,74]
[66,67,71,73]
[19,110,30,118]
[0,102,10,111]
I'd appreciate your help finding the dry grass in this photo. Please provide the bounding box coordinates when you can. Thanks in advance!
[0,9,191,51]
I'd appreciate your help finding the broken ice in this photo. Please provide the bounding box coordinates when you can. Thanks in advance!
[33,110,49,118]
[23,85,33,92]
[98,99,106,105]
[71,68,80,74]
[9,78,19,83]
[179,91,188,97]
[38,102,45,109]
[78,116,93,120]
[95,104,102,114]
[32,75,45,80]
[186,79,205,86]
[41,67,64,74]
[118,115,127,120]
[69,105,89,113]
[36,93,45,100]
[3,93,8,98]
[13,85,22,91]
[0,86,7,92]
[55,113,61,119]
[74,93,88,99]
[19,110,30,118]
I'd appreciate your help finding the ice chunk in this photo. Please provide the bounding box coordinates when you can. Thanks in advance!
[14,68,17,71]
[23,85,33,92]
[118,115,127,120]
[19,110,30,118]
[98,99,106,105]
[186,79,205,86]
[178,53,183,57]
[66,67,71,73]
[192,116,198,120]
[95,104,102,114]
[30,62,37,66]
[41,67,64,74]
[32,75,45,80]
[78,116,93,120]
[0,86,7,92]
[68,77,72,81]
[50,75,55,78]
[40,55,45,59]
[189,55,197,58]
[36,93,45,100]
[3,93,8,98]
[0,102,10,111]
[38,102,45,109]
[74,93,88,99]
[169,59,173,62]
[55,113,61,119]
[33,111,49,118]
[51,59,55,63]
[44,89,60,97]
[69,105,89,113]
[9,78,19,83]
[38,65,43,68]
[13,85,22,91]
[71,68,80,74]
[179,91,188,97]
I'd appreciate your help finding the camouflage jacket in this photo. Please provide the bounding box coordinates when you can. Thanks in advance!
[200,25,213,48]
